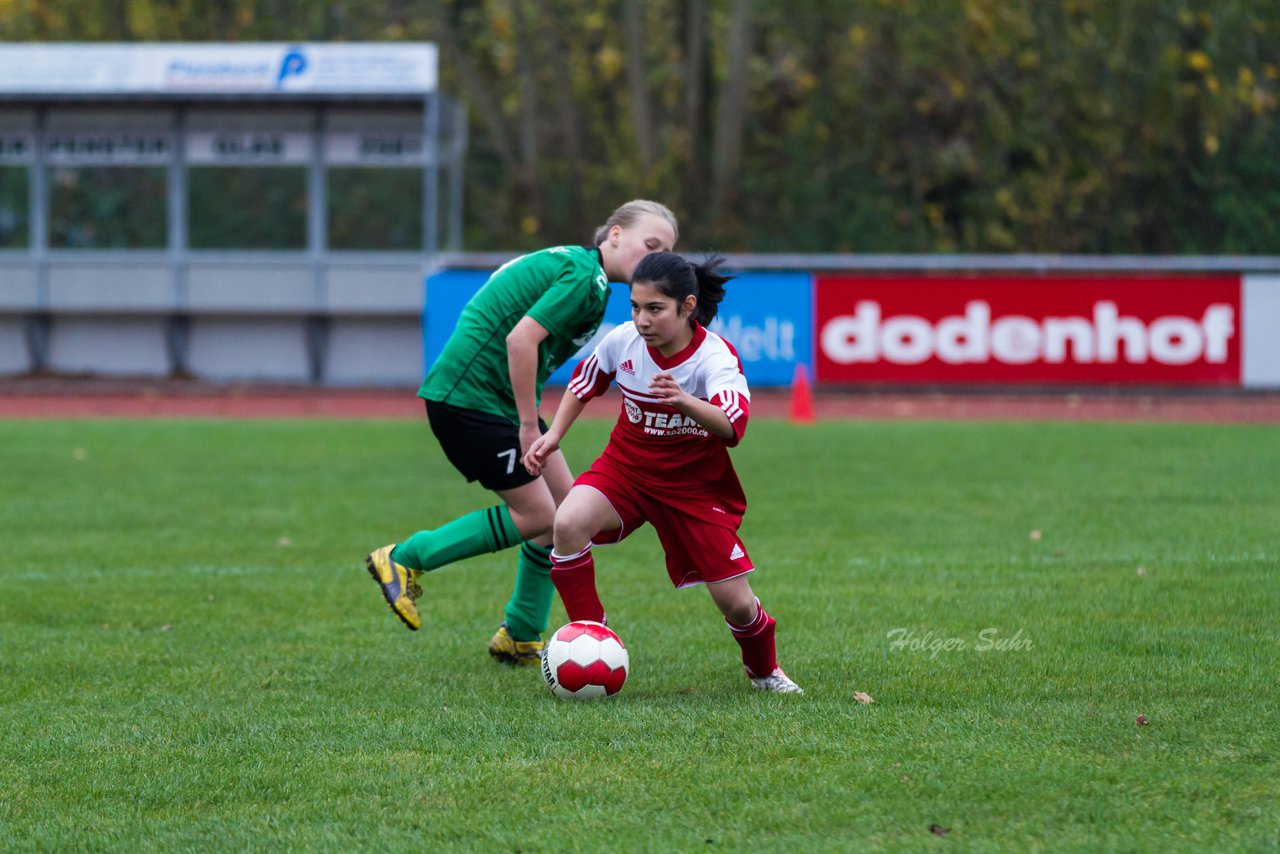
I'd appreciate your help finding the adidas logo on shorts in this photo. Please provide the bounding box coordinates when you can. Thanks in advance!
[729,543,745,560]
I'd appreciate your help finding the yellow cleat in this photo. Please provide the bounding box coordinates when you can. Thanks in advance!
[365,544,423,631]
[487,623,545,666]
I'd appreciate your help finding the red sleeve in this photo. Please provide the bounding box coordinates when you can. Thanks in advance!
[710,389,750,446]
[567,354,615,401]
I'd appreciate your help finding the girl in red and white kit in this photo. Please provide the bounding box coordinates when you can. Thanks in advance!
[522,252,803,694]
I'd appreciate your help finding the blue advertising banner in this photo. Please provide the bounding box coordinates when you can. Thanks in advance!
[707,272,811,386]
[421,269,634,385]
[424,269,813,389]
[422,269,490,372]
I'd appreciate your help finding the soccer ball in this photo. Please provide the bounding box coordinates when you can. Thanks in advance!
[541,621,629,699]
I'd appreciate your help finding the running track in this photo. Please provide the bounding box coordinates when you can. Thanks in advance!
[2,379,1279,423]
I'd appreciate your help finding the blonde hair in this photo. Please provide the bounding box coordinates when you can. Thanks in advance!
[593,199,679,247]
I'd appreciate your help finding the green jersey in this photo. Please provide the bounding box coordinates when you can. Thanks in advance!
[419,246,611,423]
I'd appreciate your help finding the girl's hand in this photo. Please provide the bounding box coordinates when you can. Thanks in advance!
[649,371,691,408]
[519,422,542,458]
[523,431,561,475]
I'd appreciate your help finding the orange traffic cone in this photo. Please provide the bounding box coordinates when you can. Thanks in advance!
[788,363,816,424]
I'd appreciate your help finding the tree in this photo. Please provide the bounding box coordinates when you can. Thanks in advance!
[3,0,1277,252]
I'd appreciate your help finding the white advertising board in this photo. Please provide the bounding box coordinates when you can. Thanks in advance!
[1242,275,1280,388]
[186,131,312,165]
[43,131,173,165]
[0,43,437,96]
[0,133,34,165]
[324,132,425,165]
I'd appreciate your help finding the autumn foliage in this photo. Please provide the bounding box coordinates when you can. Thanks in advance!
[3,0,1277,253]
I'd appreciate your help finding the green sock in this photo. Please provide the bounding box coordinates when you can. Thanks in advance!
[503,541,554,642]
[391,506,521,572]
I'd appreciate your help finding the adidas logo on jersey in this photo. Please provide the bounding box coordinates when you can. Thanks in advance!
[619,359,636,375]
[729,543,745,561]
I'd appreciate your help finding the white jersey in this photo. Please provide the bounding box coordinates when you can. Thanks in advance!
[566,321,751,516]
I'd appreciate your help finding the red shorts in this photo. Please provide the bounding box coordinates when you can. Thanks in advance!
[574,463,754,588]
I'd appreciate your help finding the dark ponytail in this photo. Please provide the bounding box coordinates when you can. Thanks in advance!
[690,255,730,326]
[631,252,732,326]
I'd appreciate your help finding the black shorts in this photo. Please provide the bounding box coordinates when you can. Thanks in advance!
[424,399,548,491]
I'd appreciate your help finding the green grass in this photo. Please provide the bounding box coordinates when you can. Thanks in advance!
[1,417,1278,851]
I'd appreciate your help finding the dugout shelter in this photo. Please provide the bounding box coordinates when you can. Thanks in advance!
[0,42,464,384]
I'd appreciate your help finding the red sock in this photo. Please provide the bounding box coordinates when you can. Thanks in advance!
[727,598,777,678]
[550,546,605,623]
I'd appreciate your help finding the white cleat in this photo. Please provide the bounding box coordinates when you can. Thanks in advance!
[750,668,805,695]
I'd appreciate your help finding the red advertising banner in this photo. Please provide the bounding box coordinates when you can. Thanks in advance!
[815,276,1241,384]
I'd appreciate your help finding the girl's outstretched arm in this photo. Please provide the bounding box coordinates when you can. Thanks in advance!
[522,390,588,475]
[506,316,551,457]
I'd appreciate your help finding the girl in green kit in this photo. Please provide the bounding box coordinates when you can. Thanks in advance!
[365,200,678,664]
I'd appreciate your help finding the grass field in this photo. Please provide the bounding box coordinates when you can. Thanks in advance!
[2,416,1278,851]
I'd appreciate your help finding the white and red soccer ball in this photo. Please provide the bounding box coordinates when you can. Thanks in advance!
[541,621,629,699]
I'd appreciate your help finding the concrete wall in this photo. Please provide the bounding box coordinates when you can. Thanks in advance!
[0,255,426,385]
[3,254,1279,388]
